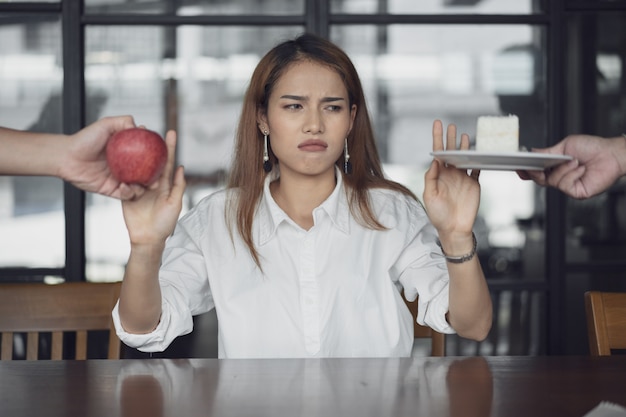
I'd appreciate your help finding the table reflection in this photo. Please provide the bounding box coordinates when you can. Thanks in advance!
[116,357,493,417]
[120,374,164,417]
[447,357,494,417]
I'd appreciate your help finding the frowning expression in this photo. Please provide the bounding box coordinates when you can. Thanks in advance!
[259,60,356,179]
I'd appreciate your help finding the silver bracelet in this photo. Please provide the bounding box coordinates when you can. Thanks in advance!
[436,232,477,264]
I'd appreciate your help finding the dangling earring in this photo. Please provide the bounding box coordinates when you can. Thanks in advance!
[263,130,272,173]
[343,138,352,174]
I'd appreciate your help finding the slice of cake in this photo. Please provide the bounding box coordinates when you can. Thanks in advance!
[475,115,519,152]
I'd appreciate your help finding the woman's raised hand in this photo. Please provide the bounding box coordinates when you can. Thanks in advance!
[121,130,186,247]
[423,120,480,241]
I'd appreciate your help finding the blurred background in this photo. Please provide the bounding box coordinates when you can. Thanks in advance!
[1,0,625,357]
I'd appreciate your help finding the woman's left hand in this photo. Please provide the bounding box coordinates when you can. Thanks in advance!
[423,120,480,240]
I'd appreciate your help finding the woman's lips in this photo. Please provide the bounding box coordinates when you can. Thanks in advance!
[298,139,328,152]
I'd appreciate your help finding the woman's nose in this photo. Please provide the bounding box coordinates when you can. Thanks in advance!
[303,109,324,134]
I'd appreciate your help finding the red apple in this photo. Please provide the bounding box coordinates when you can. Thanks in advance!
[106,127,167,186]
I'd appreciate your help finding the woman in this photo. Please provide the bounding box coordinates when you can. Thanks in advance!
[113,33,492,358]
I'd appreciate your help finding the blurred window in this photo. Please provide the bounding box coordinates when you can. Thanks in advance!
[4,0,623,356]
[564,12,626,264]
[84,0,304,15]
[331,0,545,14]
[84,25,303,281]
[0,16,65,270]
[333,24,548,282]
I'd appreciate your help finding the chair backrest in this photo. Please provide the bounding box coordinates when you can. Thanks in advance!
[584,291,626,356]
[0,281,122,360]
[403,293,446,356]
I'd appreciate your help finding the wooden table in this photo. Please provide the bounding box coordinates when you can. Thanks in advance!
[1,356,625,417]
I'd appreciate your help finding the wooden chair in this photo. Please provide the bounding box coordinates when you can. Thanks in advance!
[403,293,446,356]
[0,281,122,360]
[584,291,626,356]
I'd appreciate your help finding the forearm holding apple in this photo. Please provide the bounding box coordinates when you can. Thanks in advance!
[609,134,626,177]
[118,242,165,334]
[0,128,70,176]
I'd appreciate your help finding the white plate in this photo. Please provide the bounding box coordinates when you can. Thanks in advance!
[430,150,573,171]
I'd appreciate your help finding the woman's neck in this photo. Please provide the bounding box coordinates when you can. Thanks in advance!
[270,170,336,230]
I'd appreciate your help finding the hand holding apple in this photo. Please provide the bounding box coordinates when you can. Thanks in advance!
[106,127,167,186]
[120,129,187,248]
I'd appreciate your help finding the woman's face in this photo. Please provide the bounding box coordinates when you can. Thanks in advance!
[259,60,356,179]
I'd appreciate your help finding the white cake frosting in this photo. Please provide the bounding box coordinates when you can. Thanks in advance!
[475,115,519,152]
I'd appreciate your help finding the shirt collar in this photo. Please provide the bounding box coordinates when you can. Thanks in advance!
[256,167,351,245]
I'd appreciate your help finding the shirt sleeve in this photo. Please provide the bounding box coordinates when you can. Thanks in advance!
[112,204,215,353]
[388,195,455,335]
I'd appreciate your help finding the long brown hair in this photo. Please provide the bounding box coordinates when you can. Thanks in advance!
[226,33,418,267]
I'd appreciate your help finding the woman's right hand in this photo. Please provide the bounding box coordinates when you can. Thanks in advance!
[121,129,186,246]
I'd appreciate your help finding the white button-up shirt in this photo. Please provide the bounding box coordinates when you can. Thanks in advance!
[113,171,453,358]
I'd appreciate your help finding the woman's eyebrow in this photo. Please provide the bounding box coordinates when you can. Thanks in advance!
[279,95,345,102]
[321,97,345,103]
[280,94,306,101]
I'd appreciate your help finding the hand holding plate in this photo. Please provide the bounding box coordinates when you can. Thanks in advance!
[424,120,480,247]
